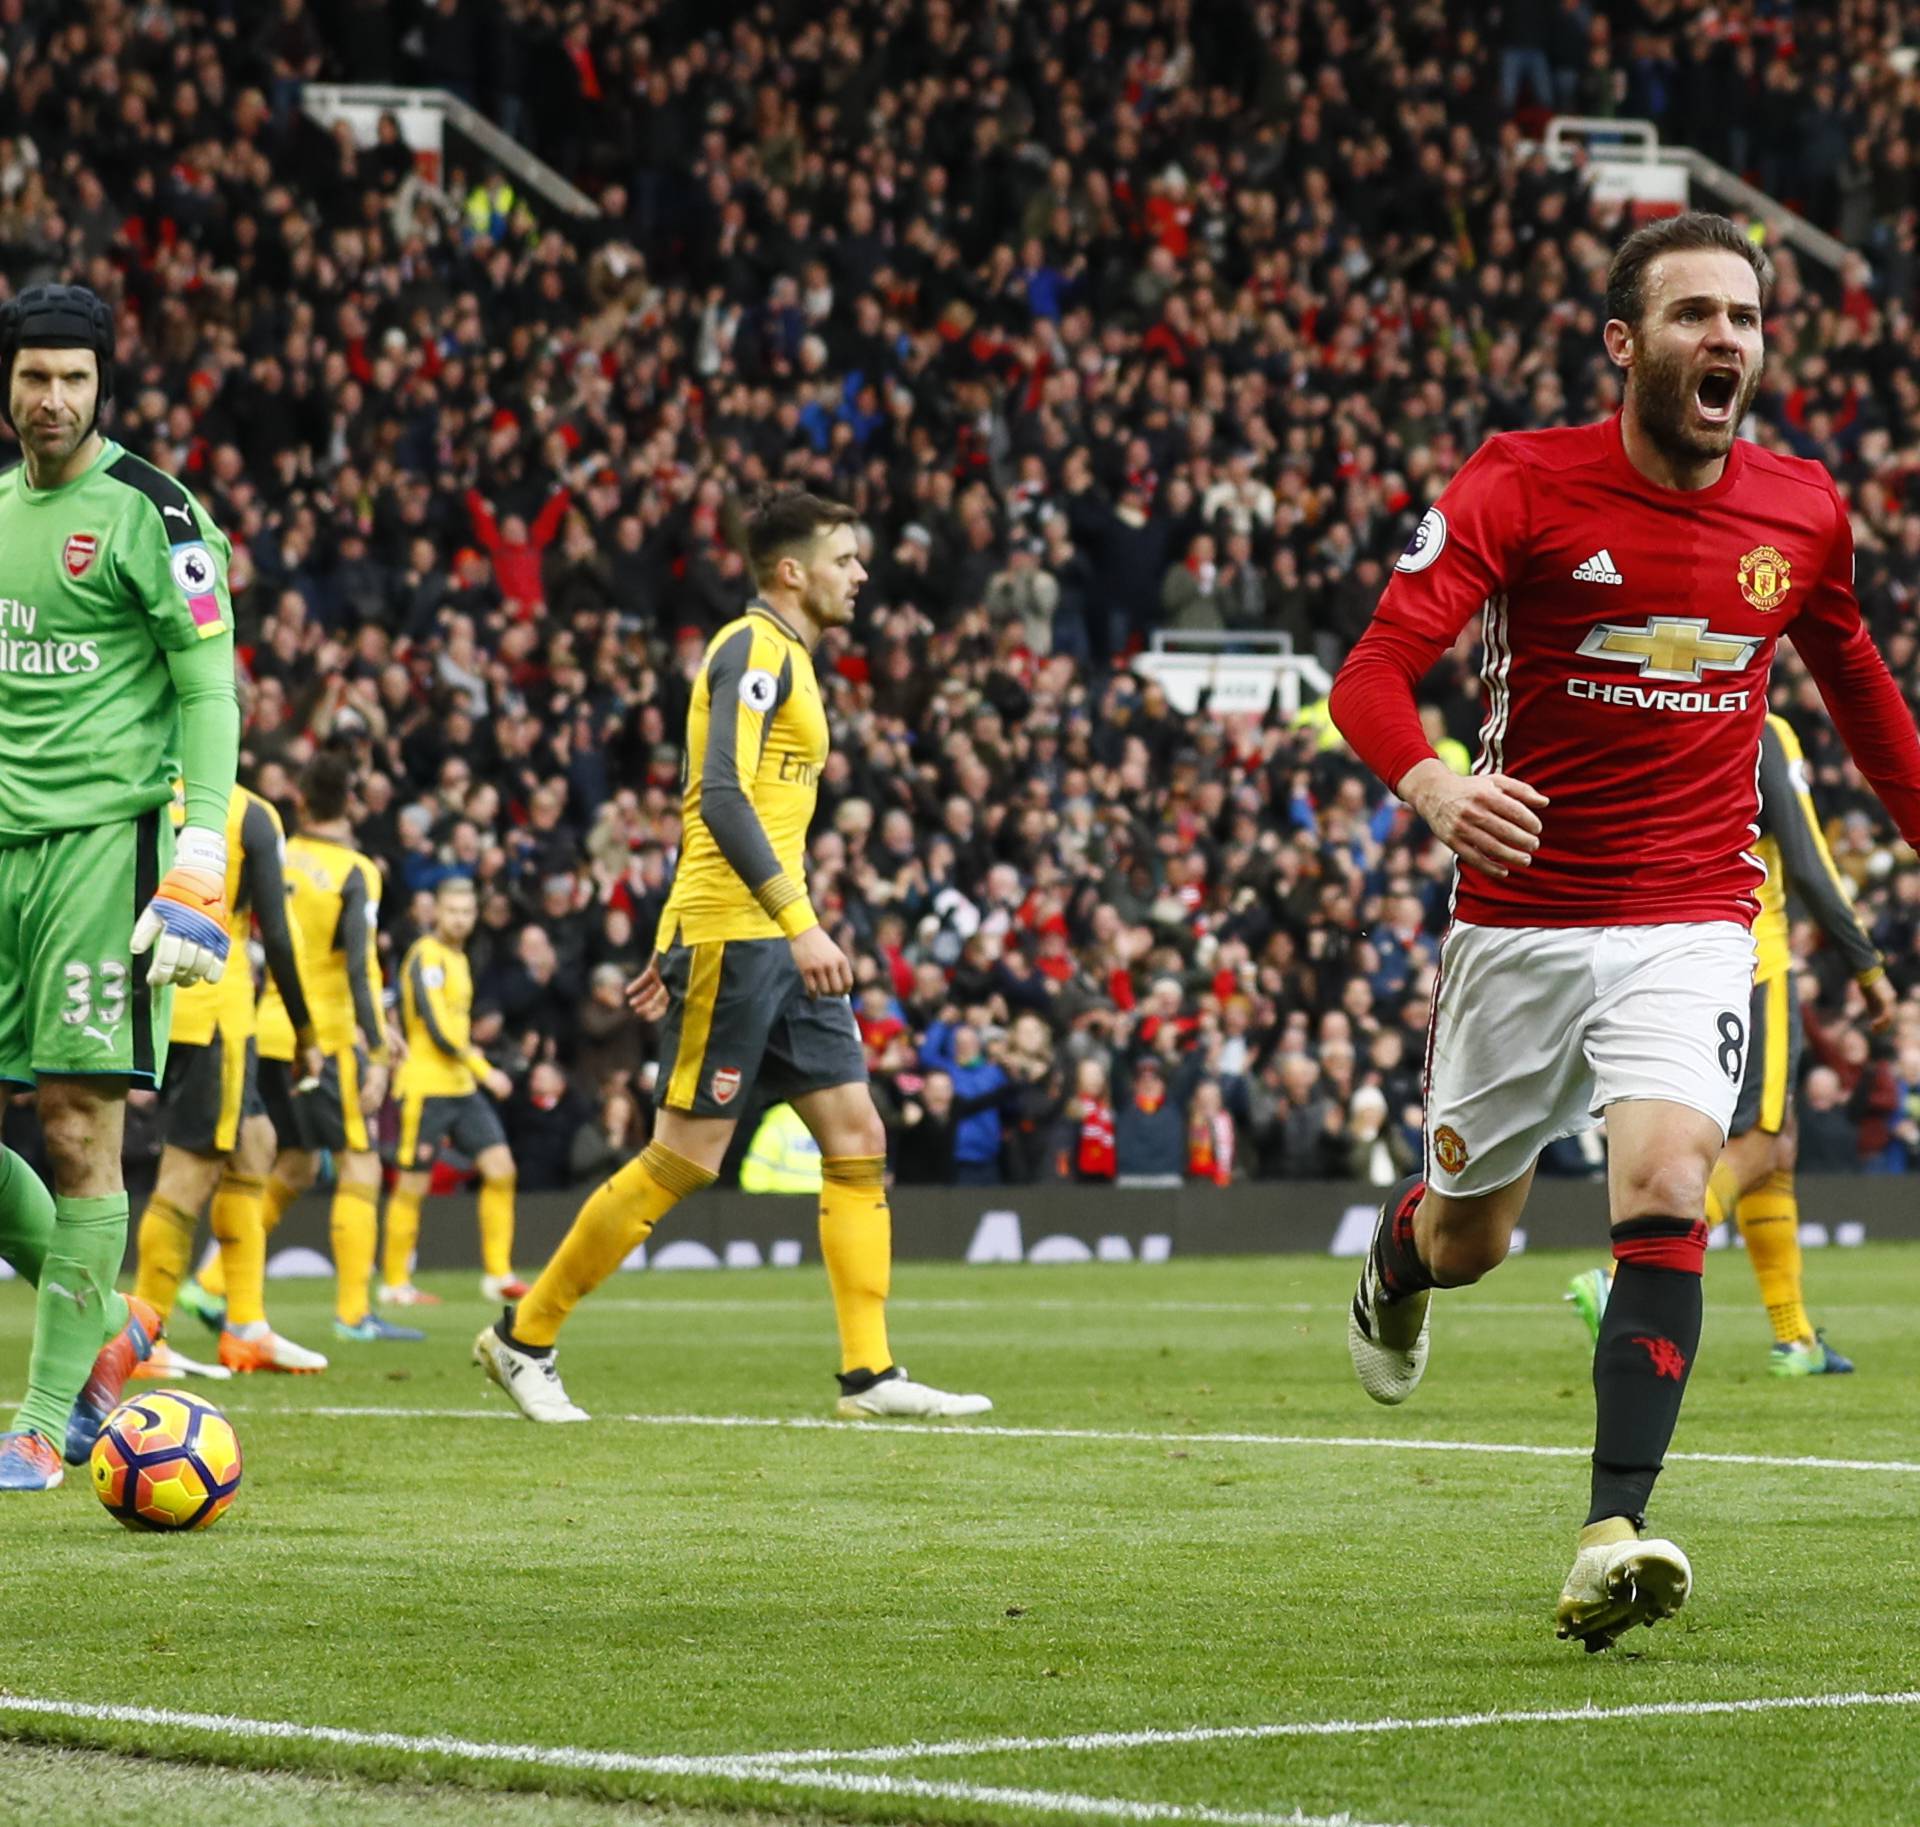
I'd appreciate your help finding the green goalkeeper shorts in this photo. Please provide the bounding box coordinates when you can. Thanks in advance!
[0,810,175,1088]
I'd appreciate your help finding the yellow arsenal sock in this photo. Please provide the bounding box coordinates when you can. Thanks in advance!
[819,1155,892,1376]
[331,1183,380,1326]
[513,1144,713,1348]
[262,1173,300,1237]
[1703,1158,1741,1230]
[198,1174,296,1300]
[478,1172,517,1280]
[212,1172,269,1329]
[133,1195,199,1320]
[1737,1169,1812,1346]
[382,1183,424,1290]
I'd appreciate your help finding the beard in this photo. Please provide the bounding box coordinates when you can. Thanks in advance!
[18,410,90,467]
[804,577,854,625]
[1628,339,1762,468]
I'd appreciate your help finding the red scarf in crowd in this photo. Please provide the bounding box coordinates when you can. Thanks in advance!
[1186,1110,1234,1185]
[1076,1099,1116,1179]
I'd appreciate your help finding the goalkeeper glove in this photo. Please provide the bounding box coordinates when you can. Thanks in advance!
[132,825,230,987]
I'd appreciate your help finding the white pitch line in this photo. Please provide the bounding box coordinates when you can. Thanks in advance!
[0,1695,1423,1827]
[1,1689,1910,1827]
[753,1763,1426,1827]
[273,1404,1920,1476]
[0,1694,742,1779]
[591,1299,1334,1315]
[716,1688,1920,1769]
[591,1298,1622,1316]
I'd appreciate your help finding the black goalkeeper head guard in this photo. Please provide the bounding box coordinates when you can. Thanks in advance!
[0,283,116,432]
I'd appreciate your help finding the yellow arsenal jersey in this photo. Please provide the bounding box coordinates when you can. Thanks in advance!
[397,934,486,1098]
[258,833,386,1059]
[170,787,312,1046]
[1751,715,1881,987]
[659,603,828,945]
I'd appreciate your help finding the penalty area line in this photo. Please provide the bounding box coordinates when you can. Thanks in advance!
[269,1404,1920,1477]
[717,1687,1920,1768]
[753,1764,1427,1827]
[0,1694,1423,1827]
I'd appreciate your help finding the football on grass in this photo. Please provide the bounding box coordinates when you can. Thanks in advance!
[90,1389,242,1531]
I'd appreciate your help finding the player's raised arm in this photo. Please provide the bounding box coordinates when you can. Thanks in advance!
[1327,438,1549,877]
[1757,719,1895,1027]
[698,626,818,937]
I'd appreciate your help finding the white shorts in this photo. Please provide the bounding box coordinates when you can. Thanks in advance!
[1423,921,1757,1197]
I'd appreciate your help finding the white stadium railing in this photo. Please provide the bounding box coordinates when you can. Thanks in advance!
[1130,632,1332,718]
[1534,115,1851,277]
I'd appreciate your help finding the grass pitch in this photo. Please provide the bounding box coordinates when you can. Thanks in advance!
[0,1240,1915,1827]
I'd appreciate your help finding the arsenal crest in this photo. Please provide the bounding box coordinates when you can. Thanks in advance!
[1737,544,1791,611]
[710,1066,742,1106]
[1432,1124,1469,1175]
[63,532,98,578]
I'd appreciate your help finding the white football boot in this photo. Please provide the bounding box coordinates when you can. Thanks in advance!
[377,1281,442,1307]
[1347,1188,1432,1405]
[131,1338,233,1382]
[1555,1519,1692,1652]
[472,1319,589,1423]
[835,1367,992,1419]
[219,1325,328,1374]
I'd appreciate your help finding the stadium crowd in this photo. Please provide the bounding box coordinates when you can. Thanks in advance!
[5,0,1920,1188]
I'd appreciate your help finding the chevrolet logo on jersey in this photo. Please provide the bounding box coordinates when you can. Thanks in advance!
[1575,617,1761,683]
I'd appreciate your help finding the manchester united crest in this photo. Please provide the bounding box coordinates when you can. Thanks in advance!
[1737,544,1791,612]
[1432,1125,1469,1175]
[62,532,98,578]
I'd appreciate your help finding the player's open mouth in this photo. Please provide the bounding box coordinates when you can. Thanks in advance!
[1694,368,1740,424]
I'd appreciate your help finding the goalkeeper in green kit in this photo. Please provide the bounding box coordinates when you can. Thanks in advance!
[0,285,239,1491]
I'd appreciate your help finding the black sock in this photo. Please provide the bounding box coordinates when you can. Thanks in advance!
[1371,1172,1432,1301]
[499,1305,552,1359]
[1588,1230,1704,1528]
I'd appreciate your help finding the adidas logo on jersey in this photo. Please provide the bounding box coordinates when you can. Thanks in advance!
[1573,549,1624,585]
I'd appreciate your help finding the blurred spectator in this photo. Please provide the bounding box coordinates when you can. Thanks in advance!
[1061,1058,1118,1183]
[883,1068,1021,1188]
[918,1021,1009,1186]
[507,1061,591,1192]
[573,964,646,1094]
[1185,1081,1237,1186]
[1345,1086,1418,1187]
[1115,1051,1206,1184]
[570,1078,646,1184]
[1798,1067,1862,1174]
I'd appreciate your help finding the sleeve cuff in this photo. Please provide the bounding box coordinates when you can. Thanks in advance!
[756,873,818,937]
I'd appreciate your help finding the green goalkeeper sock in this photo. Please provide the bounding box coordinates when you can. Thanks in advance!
[0,1146,54,1286]
[13,1193,131,1445]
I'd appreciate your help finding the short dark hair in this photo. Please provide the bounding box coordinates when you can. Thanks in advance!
[744,490,857,588]
[1605,211,1775,330]
[299,749,354,823]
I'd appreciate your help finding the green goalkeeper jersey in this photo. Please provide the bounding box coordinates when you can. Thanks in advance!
[0,438,234,848]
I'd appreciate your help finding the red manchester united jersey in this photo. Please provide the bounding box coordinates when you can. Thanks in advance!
[1331,415,1920,929]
